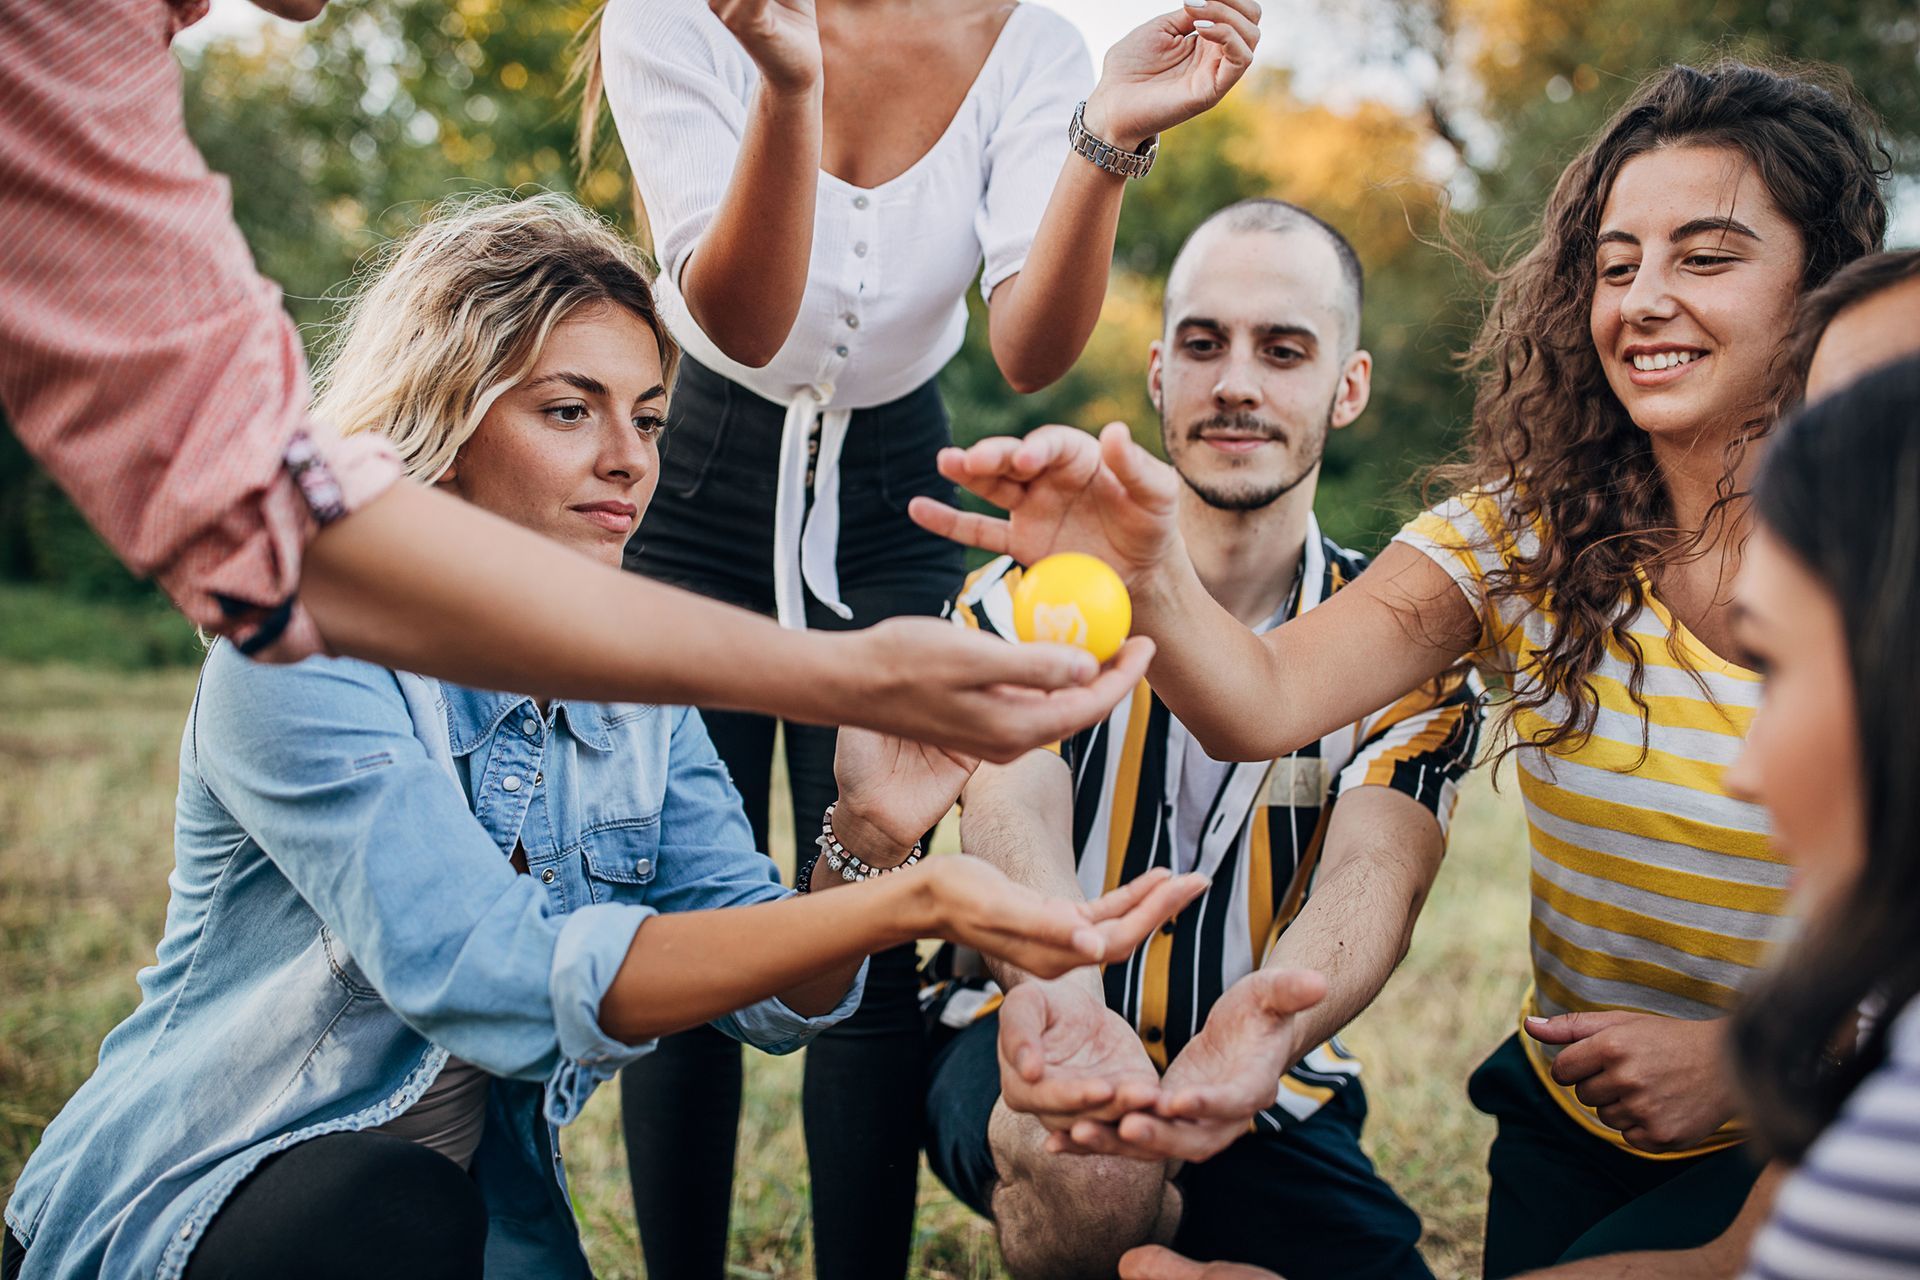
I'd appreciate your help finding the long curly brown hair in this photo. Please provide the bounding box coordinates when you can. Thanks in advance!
[1432,60,1887,757]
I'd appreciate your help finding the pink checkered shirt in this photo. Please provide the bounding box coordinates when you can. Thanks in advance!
[0,0,401,660]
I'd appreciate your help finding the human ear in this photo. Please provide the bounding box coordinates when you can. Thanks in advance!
[1330,350,1372,429]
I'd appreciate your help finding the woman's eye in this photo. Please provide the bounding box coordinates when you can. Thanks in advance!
[549,404,589,425]
[634,415,667,438]
[1684,254,1736,270]
[1600,262,1637,281]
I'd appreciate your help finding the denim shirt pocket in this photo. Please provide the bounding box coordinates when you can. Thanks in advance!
[318,921,381,999]
[576,818,661,904]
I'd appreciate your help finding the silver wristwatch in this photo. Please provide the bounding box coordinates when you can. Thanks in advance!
[1068,100,1158,180]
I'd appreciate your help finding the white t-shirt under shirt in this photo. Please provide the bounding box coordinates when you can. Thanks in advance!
[599,0,1094,627]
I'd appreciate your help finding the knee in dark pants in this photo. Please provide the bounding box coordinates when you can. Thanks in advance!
[186,1132,486,1280]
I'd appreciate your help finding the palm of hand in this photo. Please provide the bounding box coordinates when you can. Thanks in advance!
[1001,432,1178,587]
[1159,976,1294,1115]
[711,0,820,89]
[1105,22,1238,121]
[1003,984,1160,1125]
[833,727,977,849]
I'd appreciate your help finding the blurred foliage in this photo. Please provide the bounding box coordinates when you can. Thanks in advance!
[3,0,1917,640]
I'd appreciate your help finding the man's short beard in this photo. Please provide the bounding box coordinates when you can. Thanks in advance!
[1169,407,1330,512]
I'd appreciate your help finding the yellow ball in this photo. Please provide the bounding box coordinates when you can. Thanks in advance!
[1011,552,1132,663]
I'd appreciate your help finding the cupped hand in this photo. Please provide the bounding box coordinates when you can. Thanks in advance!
[1085,1,1262,148]
[832,727,977,854]
[1056,968,1326,1162]
[909,423,1183,591]
[999,978,1164,1132]
[1526,1011,1739,1153]
[850,618,1155,764]
[1120,1245,1282,1280]
[709,0,821,94]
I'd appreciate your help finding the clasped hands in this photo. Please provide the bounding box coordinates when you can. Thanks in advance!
[997,967,1328,1165]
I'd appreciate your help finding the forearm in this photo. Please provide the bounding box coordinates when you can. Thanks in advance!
[957,753,1093,994]
[1260,797,1443,1058]
[678,80,822,366]
[598,870,930,1039]
[303,482,850,718]
[987,155,1128,394]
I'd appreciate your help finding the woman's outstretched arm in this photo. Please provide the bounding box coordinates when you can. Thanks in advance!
[911,422,1479,761]
[303,481,1156,763]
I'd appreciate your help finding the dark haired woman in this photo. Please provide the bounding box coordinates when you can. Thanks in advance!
[574,1,1262,1274]
[915,59,1890,1275]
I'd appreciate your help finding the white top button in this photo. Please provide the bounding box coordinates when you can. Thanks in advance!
[853,241,869,257]
[502,775,522,792]
[843,313,859,330]
[834,344,849,358]
[521,717,539,736]
[852,194,870,210]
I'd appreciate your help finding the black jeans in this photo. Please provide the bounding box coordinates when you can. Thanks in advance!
[4,1133,486,1280]
[620,357,967,1280]
[1470,1034,1760,1278]
[924,1012,1432,1280]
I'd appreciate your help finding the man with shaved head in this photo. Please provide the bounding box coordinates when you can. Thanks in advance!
[910,200,1483,1279]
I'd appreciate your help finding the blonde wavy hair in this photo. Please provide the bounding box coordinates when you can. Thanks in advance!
[311,191,679,482]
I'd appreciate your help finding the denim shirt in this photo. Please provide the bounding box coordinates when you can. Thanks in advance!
[5,642,862,1279]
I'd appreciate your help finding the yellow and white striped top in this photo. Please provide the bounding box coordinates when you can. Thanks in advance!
[1396,490,1781,1158]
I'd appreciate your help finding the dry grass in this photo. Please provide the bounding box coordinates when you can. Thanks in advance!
[0,662,1530,1278]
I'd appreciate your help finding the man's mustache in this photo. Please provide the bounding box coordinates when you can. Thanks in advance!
[1184,411,1288,442]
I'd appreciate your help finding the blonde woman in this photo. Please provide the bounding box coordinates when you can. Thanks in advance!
[0,194,1201,1280]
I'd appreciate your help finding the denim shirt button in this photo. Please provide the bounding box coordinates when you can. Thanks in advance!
[521,718,539,736]
[541,868,556,885]
[502,775,522,793]
[635,858,653,878]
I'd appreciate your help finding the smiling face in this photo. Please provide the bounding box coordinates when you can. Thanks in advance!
[1150,225,1371,512]
[1724,527,1866,921]
[439,303,668,567]
[1590,144,1807,444]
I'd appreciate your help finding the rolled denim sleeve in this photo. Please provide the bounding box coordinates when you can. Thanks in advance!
[190,643,649,1119]
[648,705,867,1051]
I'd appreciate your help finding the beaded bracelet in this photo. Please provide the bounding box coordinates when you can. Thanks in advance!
[800,801,923,890]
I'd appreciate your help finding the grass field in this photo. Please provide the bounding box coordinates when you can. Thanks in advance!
[0,660,1532,1278]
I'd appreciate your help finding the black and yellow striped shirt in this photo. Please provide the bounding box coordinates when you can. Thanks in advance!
[935,519,1483,1130]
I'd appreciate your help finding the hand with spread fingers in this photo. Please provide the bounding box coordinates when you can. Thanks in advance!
[1085,0,1265,150]
[707,0,822,95]
[1120,1244,1283,1279]
[909,423,1183,591]
[998,978,1167,1136]
[1525,1010,1740,1154]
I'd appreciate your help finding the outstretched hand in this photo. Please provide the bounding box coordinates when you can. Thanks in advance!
[849,618,1156,763]
[832,726,978,854]
[999,978,1165,1132]
[1044,968,1327,1163]
[910,423,1183,590]
[925,862,1205,983]
[1088,1,1263,148]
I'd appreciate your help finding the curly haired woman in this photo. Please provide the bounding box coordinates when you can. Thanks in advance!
[914,60,1890,1274]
